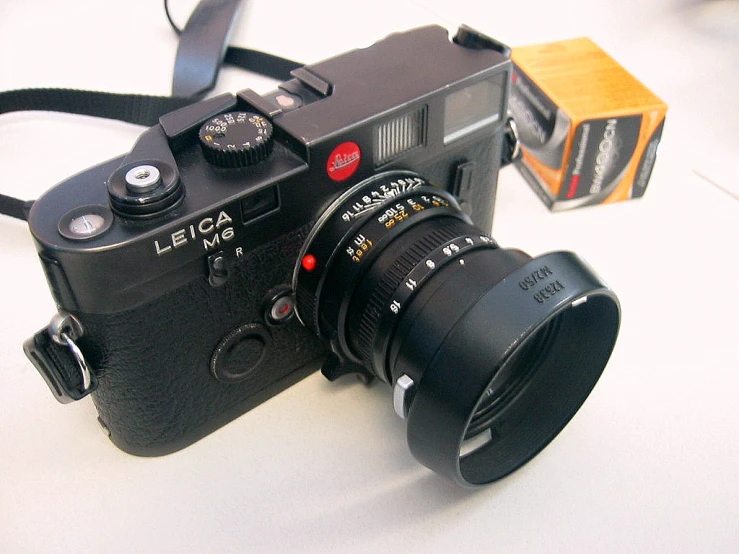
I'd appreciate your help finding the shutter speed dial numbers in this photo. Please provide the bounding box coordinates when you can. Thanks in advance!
[198,112,275,168]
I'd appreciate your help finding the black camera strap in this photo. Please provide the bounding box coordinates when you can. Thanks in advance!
[0,0,300,222]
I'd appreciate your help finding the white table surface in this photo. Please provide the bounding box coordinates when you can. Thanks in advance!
[1,1,738,552]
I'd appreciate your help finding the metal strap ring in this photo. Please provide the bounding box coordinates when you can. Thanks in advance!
[60,332,92,392]
[49,312,93,393]
[506,115,521,162]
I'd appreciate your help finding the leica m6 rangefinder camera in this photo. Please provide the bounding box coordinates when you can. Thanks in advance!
[23,25,620,486]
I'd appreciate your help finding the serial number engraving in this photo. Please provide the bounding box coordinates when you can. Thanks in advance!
[533,280,565,303]
[519,266,554,291]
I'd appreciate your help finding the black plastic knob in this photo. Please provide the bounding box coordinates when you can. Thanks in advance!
[198,112,274,168]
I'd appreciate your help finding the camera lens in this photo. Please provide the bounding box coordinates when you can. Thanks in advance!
[294,171,620,486]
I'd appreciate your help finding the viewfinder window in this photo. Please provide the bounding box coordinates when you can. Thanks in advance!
[443,76,504,144]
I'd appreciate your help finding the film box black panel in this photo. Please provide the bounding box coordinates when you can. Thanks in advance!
[510,37,667,211]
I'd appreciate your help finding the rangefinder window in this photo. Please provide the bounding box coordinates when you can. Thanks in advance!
[443,75,505,144]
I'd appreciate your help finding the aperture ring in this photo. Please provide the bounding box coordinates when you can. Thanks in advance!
[356,229,498,382]
[352,219,470,370]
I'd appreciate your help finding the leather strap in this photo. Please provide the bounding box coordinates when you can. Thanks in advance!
[0,193,33,221]
[23,325,98,404]
[172,0,244,98]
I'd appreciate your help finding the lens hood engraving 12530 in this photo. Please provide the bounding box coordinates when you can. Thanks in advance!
[23,25,620,486]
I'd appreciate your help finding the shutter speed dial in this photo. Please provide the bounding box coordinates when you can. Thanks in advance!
[198,112,274,168]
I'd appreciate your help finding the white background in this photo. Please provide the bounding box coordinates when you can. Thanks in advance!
[1,0,738,552]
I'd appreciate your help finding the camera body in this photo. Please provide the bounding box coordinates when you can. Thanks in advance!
[25,25,514,455]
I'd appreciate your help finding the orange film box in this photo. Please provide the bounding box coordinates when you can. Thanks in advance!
[509,37,667,211]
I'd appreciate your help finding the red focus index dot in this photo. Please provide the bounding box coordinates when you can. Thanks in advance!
[301,254,318,272]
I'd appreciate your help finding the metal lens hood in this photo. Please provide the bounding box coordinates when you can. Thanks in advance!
[397,251,620,486]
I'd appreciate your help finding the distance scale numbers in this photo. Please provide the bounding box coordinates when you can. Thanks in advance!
[344,193,453,264]
[340,176,426,224]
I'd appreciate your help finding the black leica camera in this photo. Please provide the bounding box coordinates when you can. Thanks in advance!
[24,25,620,486]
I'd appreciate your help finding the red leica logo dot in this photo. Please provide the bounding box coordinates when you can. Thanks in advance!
[326,142,361,182]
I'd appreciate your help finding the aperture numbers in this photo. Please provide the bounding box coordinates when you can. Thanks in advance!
[384,234,493,317]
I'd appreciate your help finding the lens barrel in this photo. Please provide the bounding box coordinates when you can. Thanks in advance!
[294,171,620,486]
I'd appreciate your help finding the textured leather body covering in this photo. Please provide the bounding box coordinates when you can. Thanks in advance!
[76,225,327,455]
